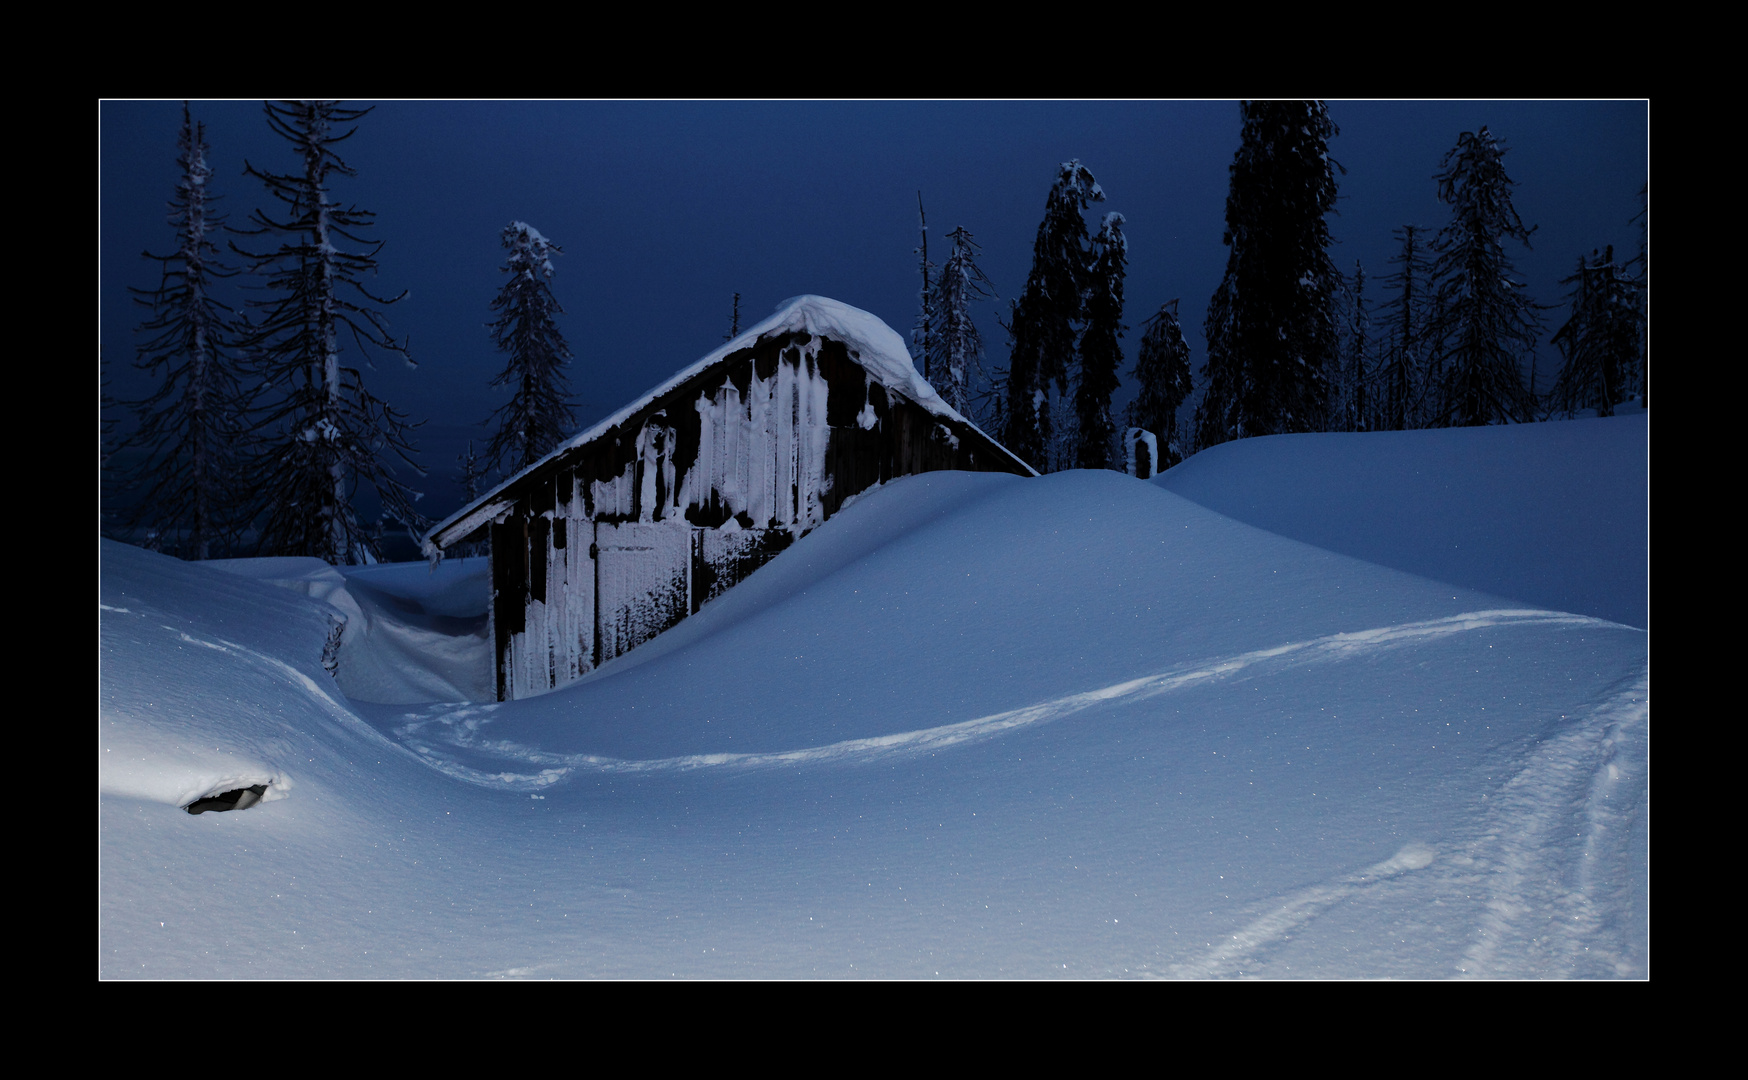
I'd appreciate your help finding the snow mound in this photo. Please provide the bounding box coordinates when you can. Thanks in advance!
[100,416,1649,979]
[1157,415,1648,628]
[208,554,493,704]
[98,541,416,811]
[397,468,1629,765]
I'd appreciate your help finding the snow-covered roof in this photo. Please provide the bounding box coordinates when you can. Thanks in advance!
[556,295,958,457]
[426,296,1028,551]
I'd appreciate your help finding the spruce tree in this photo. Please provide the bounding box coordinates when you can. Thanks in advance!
[1426,126,1541,427]
[1126,299,1193,469]
[1332,260,1372,432]
[118,103,247,560]
[723,292,742,342]
[459,440,484,504]
[927,226,996,417]
[1075,212,1126,469]
[1375,224,1433,430]
[1548,252,1598,416]
[913,193,935,381]
[1549,246,1638,417]
[231,101,424,565]
[1194,101,1342,449]
[1629,183,1648,408]
[1005,160,1103,471]
[451,441,488,558]
[485,221,578,474]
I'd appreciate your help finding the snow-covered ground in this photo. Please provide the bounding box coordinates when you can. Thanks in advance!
[98,414,1647,978]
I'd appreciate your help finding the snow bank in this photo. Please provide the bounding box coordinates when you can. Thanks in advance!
[1157,415,1648,628]
[98,541,421,810]
[209,554,494,704]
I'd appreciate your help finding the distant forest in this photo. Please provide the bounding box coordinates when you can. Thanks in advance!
[105,101,1647,565]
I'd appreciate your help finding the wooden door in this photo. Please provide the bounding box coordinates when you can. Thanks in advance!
[593,521,694,665]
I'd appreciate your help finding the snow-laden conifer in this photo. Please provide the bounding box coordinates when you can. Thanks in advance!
[927,226,995,418]
[1375,224,1433,430]
[231,101,424,565]
[1126,299,1193,469]
[723,292,741,342]
[1629,183,1648,408]
[1006,160,1103,471]
[1426,127,1541,427]
[1331,260,1372,432]
[485,221,578,474]
[1549,246,1638,418]
[1194,101,1342,449]
[912,193,935,383]
[1076,212,1126,469]
[118,103,247,560]
[449,441,488,559]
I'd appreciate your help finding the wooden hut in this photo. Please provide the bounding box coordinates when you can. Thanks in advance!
[424,296,1035,700]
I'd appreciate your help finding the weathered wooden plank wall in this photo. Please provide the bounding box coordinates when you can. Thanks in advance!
[478,331,1028,701]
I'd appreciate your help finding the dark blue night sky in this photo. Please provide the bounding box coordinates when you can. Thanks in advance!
[100,100,1648,528]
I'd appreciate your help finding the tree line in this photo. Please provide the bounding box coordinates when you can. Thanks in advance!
[107,102,576,565]
[110,101,1646,564]
[921,101,1647,477]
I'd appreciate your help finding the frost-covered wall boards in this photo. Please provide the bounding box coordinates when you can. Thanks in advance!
[425,297,1035,702]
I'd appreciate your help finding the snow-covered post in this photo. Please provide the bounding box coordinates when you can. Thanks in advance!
[1124,427,1158,479]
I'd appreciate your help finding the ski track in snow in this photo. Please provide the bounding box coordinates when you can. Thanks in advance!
[1167,841,1439,979]
[388,609,1631,789]
[1162,661,1648,980]
[1450,666,1649,978]
[374,607,1647,980]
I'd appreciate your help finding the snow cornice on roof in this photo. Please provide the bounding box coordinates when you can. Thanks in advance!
[423,295,1033,555]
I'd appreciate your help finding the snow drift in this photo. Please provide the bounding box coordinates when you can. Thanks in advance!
[1156,414,1647,628]
[99,415,1648,978]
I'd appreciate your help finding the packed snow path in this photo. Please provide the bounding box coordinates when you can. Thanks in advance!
[99,418,1647,978]
[389,609,1620,783]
